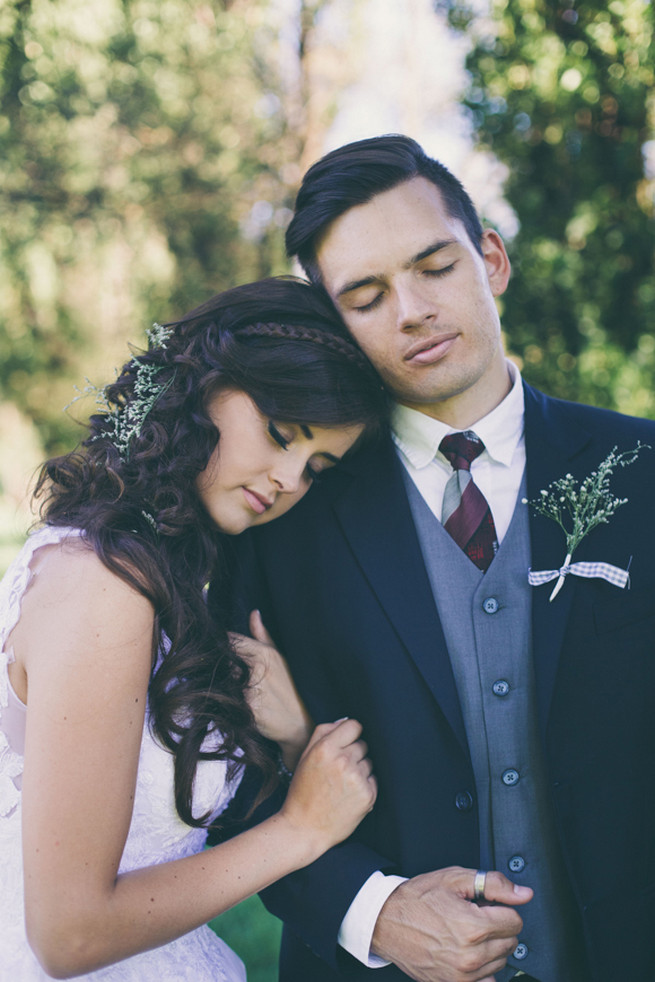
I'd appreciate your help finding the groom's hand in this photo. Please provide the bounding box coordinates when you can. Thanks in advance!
[370,866,532,982]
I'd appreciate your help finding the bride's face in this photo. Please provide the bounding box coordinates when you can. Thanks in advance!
[196,389,364,535]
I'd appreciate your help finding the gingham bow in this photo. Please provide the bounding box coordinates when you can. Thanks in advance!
[528,561,630,590]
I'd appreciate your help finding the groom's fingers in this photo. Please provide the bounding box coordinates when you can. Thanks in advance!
[465,869,533,908]
[371,866,530,980]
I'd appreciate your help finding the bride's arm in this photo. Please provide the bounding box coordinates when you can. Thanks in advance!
[18,544,375,979]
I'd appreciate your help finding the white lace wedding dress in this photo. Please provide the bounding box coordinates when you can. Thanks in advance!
[0,525,247,981]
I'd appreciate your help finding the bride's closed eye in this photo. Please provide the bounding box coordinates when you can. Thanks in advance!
[267,421,292,450]
[268,421,338,484]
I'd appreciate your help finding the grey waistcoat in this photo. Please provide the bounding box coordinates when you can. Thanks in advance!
[403,468,585,982]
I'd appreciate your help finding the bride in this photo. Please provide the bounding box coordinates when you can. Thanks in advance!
[0,277,387,981]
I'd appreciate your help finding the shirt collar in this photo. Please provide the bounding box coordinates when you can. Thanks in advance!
[391,361,525,470]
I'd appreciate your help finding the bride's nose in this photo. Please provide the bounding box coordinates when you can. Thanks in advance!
[269,454,305,494]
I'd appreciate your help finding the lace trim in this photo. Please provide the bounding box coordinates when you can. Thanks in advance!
[0,729,22,817]
[0,527,82,817]
[0,647,9,710]
[0,548,31,818]
[0,525,83,655]
[0,543,36,657]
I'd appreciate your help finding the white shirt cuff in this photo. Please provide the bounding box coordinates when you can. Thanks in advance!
[337,871,408,968]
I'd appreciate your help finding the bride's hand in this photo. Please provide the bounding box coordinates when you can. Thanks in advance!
[280,718,377,857]
[230,610,313,769]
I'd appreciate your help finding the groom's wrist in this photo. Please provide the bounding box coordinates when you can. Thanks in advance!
[338,872,408,967]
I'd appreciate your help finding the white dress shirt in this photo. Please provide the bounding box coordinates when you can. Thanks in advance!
[338,362,526,967]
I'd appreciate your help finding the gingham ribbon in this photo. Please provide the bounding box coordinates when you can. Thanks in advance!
[528,561,630,590]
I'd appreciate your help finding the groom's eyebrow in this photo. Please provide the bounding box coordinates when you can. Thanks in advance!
[336,274,379,299]
[335,239,457,298]
[409,239,457,265]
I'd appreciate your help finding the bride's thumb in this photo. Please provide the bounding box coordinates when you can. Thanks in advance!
[249,608,275,645]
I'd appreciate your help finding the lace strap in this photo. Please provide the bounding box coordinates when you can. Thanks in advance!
[0,525,82,658]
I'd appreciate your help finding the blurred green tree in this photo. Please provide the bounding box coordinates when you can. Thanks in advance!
[439,0,655,415]
[0,0,350,458]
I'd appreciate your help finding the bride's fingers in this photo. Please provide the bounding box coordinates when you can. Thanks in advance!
[227,632,256,659]
[226,634,268,691]
[249,609,276,646]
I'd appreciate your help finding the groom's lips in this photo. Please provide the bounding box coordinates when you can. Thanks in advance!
[404,333,458,364]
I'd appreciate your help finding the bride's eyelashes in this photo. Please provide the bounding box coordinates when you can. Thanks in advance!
[267,420,333,484]
[267,421,291,450]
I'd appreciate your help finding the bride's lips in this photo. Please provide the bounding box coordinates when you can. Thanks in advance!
[242,488,274,514]
[404,333,458,365]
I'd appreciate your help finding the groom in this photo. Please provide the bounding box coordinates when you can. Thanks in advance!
[231,136,655,982]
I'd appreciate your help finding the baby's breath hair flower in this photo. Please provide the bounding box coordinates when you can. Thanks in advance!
[523,443,649,601]
[68,322,175,463]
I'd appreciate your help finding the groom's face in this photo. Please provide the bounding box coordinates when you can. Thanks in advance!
[314,177,512,424]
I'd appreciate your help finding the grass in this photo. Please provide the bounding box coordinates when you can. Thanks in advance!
[209,895,282,982]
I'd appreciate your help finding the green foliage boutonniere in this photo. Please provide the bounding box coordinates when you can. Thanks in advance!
[523,443,648,601]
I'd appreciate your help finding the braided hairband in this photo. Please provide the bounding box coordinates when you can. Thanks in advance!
[234,321,373,371]
[75,320,373,464]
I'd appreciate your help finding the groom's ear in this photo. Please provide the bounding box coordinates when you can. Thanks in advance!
[481,229,511,298]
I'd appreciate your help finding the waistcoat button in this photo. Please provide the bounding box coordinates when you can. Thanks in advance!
[502,768,520,786]
[508,855,526,873]
[482,596,499,614]
[492,679,510,696]
[513,942,529,960]
[454,790,474,811]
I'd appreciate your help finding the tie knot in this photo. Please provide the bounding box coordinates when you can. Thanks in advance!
[439,430,485,471]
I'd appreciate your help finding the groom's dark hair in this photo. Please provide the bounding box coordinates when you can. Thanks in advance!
[285,134,485,283]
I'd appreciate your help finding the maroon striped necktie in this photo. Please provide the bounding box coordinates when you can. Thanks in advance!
[439,431,498,572]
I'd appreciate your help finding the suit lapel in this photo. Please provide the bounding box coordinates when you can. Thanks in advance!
[332,438,469,753]
[523,384,594,735]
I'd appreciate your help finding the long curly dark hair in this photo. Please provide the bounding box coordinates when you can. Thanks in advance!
[34,277,389,829]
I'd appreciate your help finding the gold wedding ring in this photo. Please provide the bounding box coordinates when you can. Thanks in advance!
[473,869,487,902]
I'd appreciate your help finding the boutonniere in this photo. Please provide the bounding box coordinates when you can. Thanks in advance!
[523,443,649,601]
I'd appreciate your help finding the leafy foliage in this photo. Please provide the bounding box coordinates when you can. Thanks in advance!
[440,0,655,414]
[0,0,306,454]
[524,443,644,554]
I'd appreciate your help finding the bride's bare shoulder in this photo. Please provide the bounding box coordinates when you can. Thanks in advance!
[8,531,155,698]
[21,530,153,627]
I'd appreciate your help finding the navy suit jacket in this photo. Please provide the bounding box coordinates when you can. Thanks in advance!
[227,385,655,982]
